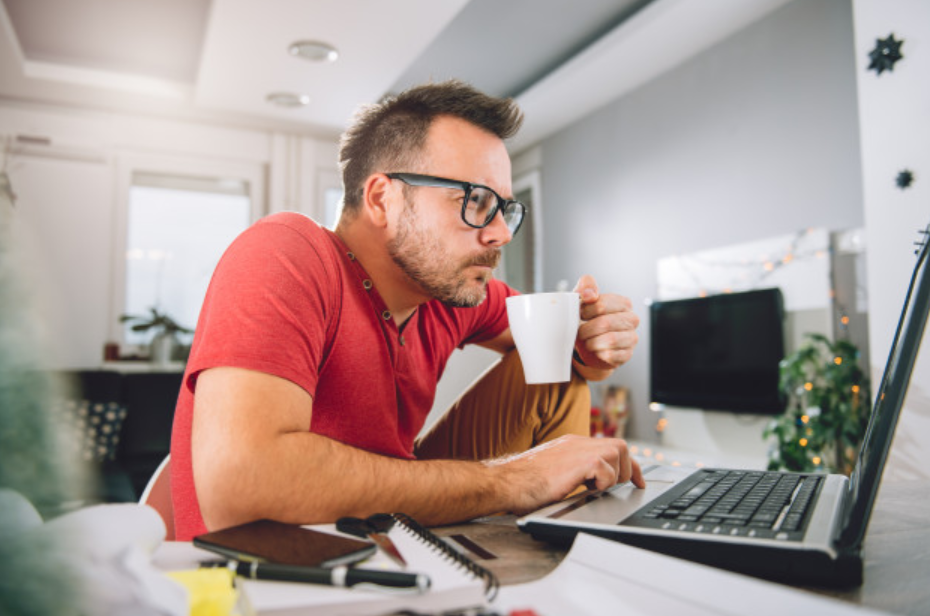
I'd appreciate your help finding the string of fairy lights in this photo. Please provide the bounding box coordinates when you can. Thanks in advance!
[657,228,830,300]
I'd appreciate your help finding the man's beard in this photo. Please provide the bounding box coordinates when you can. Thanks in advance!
[387,198,501,307]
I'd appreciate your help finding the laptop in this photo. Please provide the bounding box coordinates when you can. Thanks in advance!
[518,225,930,588]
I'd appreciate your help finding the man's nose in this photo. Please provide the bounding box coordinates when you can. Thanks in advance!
[478,209,513,247]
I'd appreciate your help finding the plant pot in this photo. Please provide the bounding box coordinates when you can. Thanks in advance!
[150,332,177,366]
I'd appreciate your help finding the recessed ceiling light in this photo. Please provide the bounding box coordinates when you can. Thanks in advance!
[288,40,339,63]
[266,92,311,108]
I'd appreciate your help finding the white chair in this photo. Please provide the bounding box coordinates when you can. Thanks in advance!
[139,454,174,540]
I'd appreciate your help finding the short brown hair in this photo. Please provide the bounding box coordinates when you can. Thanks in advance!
[338,80,524,214]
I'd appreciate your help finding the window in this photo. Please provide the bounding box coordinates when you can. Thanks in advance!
[317,169,344,229]
[324,186,344,229]
[123,172,250,344]
[501,171,542,293]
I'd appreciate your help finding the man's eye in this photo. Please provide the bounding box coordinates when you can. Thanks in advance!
[470,190,494,212]
[461,192,481,211]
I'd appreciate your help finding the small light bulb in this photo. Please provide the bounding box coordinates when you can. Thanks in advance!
[266,92,311,107]
[288,40,339,62]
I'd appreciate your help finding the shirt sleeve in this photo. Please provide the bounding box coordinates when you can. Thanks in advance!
[185,217,335,398]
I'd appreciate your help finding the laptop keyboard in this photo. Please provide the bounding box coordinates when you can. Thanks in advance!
[624,469,823,541]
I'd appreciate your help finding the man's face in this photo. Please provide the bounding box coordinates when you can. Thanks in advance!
[386,116,514,307]
[387,191,502,307]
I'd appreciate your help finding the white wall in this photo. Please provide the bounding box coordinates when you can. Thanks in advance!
[0,101,339,368]
[852,0,930,481]
[532,0,864,455]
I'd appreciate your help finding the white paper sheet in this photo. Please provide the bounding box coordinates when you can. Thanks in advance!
[494,533,892,616]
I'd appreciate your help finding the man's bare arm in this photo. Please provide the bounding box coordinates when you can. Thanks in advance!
[192,366,643,531]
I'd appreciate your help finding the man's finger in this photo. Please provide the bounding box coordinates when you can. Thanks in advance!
[630,459,646,488]
[592,457,618,490]
[579,293,635,321]
[573,274,599,304]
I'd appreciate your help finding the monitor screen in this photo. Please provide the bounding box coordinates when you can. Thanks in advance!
[649,288,786,414]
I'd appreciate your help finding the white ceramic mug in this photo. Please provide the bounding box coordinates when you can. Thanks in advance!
[505,292,581,384]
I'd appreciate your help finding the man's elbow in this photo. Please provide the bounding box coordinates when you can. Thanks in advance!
[193,447,262,531]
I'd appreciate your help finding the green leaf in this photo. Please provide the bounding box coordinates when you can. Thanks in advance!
[768,333,871,475]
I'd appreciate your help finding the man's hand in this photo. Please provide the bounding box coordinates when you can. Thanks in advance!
[571,275,640,379]
[491,435,646,515]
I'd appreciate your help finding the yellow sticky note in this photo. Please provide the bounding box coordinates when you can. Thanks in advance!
[167,568,242,616]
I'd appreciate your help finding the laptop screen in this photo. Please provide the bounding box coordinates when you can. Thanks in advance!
[839,227,930,549]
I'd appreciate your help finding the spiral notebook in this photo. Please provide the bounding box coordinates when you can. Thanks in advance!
[239,513,498,616]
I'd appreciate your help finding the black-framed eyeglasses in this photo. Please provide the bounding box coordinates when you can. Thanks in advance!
[386,172,526,235]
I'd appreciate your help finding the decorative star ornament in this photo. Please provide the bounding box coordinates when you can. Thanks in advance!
[868,34,904,75]
[896,169,915,190]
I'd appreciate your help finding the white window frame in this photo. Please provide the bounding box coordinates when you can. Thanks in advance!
[111,153,266,344]
[316,168,343,229]
[508,169,544,293]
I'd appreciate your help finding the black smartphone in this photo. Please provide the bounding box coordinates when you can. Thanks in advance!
[193,519,376,567]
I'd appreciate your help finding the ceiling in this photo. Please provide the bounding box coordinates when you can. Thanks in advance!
[0,0,793,153]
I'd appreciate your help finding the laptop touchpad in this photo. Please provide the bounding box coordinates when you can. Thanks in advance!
[546,466,692,525]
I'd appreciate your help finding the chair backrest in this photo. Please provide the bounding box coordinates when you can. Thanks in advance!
[139,454,175,541]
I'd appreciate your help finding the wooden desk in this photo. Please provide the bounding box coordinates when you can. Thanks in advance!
[433,479,930,616]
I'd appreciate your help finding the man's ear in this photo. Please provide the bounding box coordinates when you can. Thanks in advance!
[361,174,395,228]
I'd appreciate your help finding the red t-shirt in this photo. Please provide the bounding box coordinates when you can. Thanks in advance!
[170,212,515,540]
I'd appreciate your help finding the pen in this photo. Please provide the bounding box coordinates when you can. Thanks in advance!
[206,560,431,593]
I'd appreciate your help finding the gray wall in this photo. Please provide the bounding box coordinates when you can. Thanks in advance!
[533,0,865,441]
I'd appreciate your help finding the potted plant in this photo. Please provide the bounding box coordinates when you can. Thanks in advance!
[763,333,870,475]
[119,307,193,365]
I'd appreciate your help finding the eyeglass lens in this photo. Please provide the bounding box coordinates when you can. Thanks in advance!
[464,186,523,233]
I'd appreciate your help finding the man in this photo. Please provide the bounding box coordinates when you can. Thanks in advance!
[170,80,644,541]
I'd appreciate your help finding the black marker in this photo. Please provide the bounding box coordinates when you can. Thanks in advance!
[205,560,431,593]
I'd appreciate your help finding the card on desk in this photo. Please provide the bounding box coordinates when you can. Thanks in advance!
[193,519,376,567]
